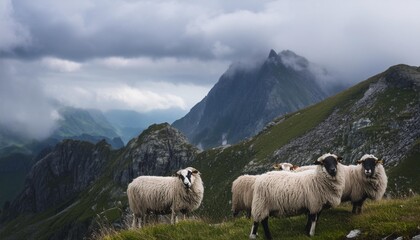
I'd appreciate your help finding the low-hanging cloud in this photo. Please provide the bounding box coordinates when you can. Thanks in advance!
[44,84,188,112]
[0,60,58,140]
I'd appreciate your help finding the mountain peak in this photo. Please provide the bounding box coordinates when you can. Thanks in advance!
[268,49,278,58]
[383,64,420,88]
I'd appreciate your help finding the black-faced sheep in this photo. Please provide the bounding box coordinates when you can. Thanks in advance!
[231,163,296,218]
[341,154,388,214]
[127,167,204,228]
[249,153,345,239]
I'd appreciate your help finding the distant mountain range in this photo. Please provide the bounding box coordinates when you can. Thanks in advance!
[173,49,346,149]
[1,64,419,240]
[0,107,124,207]
[104,108,185,144]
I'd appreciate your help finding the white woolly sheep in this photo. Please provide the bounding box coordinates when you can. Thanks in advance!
[231,163,297,218]
[249,153,345,239]
[231,175,257,218]
[127,167,204,228]
[292,164,317,172]
[272,162,300,171]
[341,154,388,214]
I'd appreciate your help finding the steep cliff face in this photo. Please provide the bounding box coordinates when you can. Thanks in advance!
[267,64,420,167]
[0,123,198,240]
[115,123,199,185]
[173,49,342,149]
[6,140,112,216]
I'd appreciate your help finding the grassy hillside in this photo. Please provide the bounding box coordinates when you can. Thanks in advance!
[100,196,420,240]
[191,76,375,220]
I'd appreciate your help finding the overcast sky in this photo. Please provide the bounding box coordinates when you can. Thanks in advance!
[1,0,420,139]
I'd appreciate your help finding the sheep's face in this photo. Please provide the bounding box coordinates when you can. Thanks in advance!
[273,162,299,171]
[357,154,384,178]
[315,153,342,177]
[177,168,199,190]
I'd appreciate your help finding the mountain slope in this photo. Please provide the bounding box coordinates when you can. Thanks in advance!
[0,107,123,207]
[1,65,419,240]
[191,64,420,219]
[53,107,123,149]
[173,49,342,149]
[0,123,198,240]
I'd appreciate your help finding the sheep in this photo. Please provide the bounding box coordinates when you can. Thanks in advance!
[249,153,345,239]
[341,154,388,214]
[231,163,297,218]
[292,164,317,172]
[272,162,299,171]
[127,167,204,228]
[231,175,256,218]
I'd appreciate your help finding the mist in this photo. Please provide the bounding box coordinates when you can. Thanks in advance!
[0,60,58,140]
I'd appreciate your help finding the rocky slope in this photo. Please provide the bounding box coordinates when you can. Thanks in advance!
[0,123,198,240]
[173,49,343,149]
[191,64,420,219]
[1,64,419,239]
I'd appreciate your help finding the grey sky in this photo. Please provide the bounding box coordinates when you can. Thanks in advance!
[1,0,420,139]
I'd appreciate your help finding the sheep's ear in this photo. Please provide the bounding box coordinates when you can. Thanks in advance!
[337,156,343,162]
[273,163,280,170]
[292,165,299,170]
[174,170,182,177]
[376,159,384,165]
[314,158,323,165]
[356,159,363,164]
[190,168,199,175]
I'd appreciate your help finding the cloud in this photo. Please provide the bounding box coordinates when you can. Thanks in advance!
[43,83,190,112]
[0,0,30,52]
[1,0,420,141]
[42,57,82,72]
[0,59,57,139]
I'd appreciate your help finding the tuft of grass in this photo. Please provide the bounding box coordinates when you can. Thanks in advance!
[100,196,420,240]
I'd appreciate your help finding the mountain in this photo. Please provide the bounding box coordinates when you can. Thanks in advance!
[1,64,419,239]
[0,123,198,240]
[0,107,123,208]
[172,49,344,149]
[104,109,187,144]
[53,107,124,149]
[192,64,420,219]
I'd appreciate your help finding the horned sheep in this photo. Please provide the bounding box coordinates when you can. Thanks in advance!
[250,153,345,239]
[341,154,388,213]
[127,167,204,228]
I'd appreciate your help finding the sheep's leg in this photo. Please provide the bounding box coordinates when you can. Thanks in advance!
[261,217,272,240]
[232,210,239,218]
[171,209,175,224]
[352,199,365,214]
[246,210,251,219]
[141,214,146,228]
[305,213,318,237]
[249,221,259,239]
[132,213,138,228]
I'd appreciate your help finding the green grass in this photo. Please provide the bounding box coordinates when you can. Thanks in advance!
[387,141,420,196]
[100,196,420,240]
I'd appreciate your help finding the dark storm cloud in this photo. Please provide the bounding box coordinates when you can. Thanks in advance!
[1,0,420,140]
